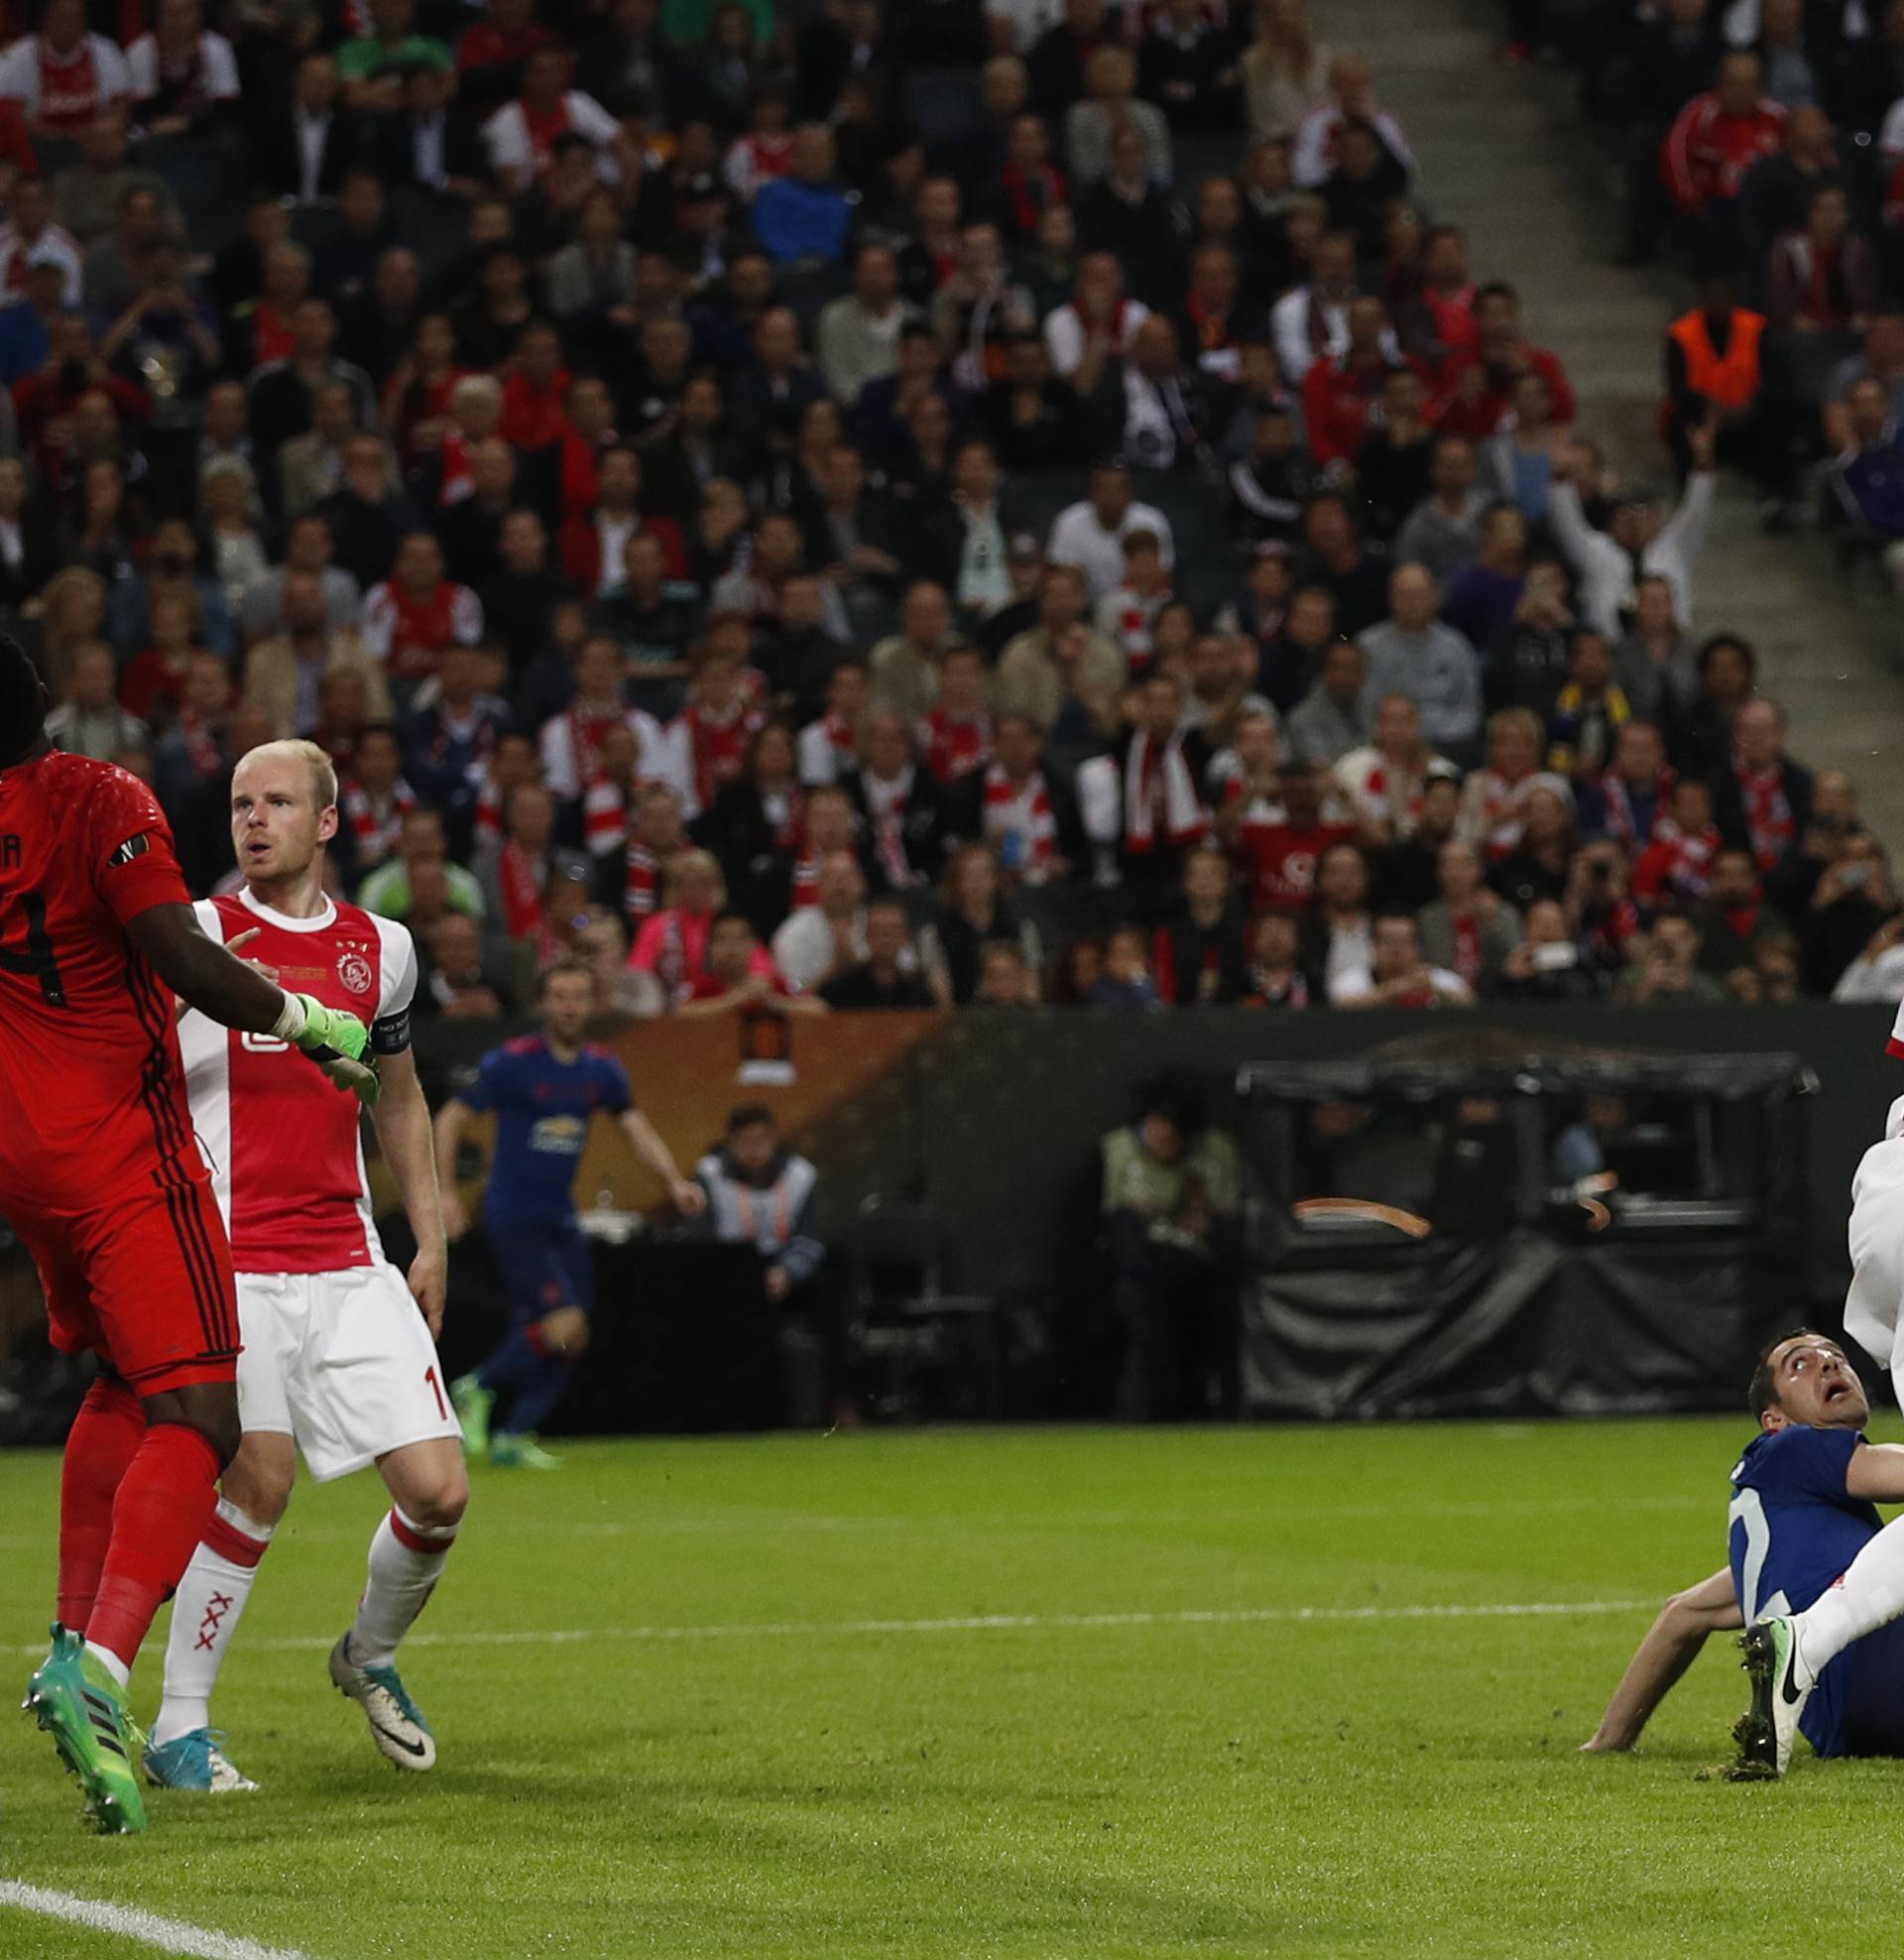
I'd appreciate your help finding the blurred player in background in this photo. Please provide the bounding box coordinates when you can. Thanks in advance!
[1583,1331,1904,1775]
[434,964,704,1469]
[0,643,375,1834]
[148,740,463,1792]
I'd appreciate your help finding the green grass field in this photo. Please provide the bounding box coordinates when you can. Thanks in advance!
[1,1418,1900,1958]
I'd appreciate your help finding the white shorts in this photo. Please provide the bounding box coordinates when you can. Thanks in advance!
[1845,1133,1904,1397]
[236,1263,460,1483]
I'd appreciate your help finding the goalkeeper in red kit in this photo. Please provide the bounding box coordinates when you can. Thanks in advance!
[0,639,377,1835]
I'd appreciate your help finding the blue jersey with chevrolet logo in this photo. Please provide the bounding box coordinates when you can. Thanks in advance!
[461,1035,632,1228]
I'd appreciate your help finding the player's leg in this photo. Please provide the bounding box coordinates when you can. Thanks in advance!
[148,1273,303,1786]
[303,1265,467,1771]
[328,1438,467,1772]
[145,1433,295,1792]
[490,1227,594,1466]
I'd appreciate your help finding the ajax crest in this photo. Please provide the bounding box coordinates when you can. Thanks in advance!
[337,950,374,996]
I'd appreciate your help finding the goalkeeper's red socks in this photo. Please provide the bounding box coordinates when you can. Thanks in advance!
[83,1422,223,1681]
[56,1374,146,1632]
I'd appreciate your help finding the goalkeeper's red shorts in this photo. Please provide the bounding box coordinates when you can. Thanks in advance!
[14,1169,239,1395]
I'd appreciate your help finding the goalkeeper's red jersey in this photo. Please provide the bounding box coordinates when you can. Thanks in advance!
[0,747,204,1213]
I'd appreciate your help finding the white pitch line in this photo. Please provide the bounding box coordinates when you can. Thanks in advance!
[11,1596,1647,1661]
[0,1880,314,1960]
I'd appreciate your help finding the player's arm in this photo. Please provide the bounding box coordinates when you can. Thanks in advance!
[126,904,378,1100]
[1844,1441,1904,1503]
[369,1045,448,1335]
[1580,1565,1742,1754]
[432,1096,479,1243]
[616,1108,706,1216]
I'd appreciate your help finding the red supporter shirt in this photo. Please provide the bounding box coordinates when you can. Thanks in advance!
[1232,808,1358,913]
[0,749,199,1210]
[178,889,416,1274]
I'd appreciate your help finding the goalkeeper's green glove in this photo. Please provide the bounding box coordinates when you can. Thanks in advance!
[274,992,381,1105]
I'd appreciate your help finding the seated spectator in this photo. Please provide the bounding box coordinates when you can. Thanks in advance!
[1094,527,1175,674]
[1103,312,1231,477]
[1489,776,1577,915]
[840,711,956,888]
[1393,434,1488,585]
[1545,631,1631,784]
[1355,367,1435,542]
[1302,837,1374,996]
[618,778,694,926]
[358,805,483,920]
[1801,829,1898,995]
[920,645,995,788]
[481,45,615,196]
[1048,458,1175,604]
[1580,718,1675,856]
[753,124,854,268]
[996,565,1125,745]
[1269,226,1356,386]
[918,839,1040,1007]
[1547,429,1716,638]
[1227,403,1312,551]
[1692,846,1789,973]
[677,910,824,1020]
[1292,489,1386,636]
[674,631,770,816]
[1616,913,1727,1005]
[821,897,934,1009]
[1437,281,1576,441]
[1301,295,1421,469]
[538,633,672,808]
[1768,185,1872,341]
[1831,910,1904,1005]
[1358,563,1484,762]
[1044,251,1151,384]
[1152,847,1249,1006]
[1456,705,1541,860]
[1067,43,1172,187]
[0,0,132,140]
[1240,909,1314,1007]
[1281,633,1368,766]
[1491,897,1602,1002]
[771,848,868,995]
[796,659,869,788]
[1088,921,1163,1009]
[1441,502,1527,656]
[1632,775,1723,913]
[816,245,914,408]
[360,529,482,701]
[870,579,954,725]
[339,724,417,876]
[1613,572,1699,732]
[1181,630,1272,753]
[417,911,513,1021]
[981,330,1095,473]
[478,781,588,962]
[1659,50,1785,258]
[1077,120,1187,306]
[1417,838,1522,998]
[627,847,731,1009]
[1711,695,1814,874]
[1336,692,1449,845]
[1333,909,1475,1009]
[1078,671,1212,901]
[1480,372,1567,528]
[1373,770,1463,911]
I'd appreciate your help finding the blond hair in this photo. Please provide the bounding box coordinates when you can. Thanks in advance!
[235,738,338,812]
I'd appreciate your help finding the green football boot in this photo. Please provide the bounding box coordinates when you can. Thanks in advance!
[489,1432,561,1470]
[449,1373,493,1458]
[22,1624,147,1834]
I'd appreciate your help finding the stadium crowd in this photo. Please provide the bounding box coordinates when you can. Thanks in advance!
[14,0,1904,1016]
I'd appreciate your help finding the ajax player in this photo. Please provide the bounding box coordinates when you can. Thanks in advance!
[433,964,703,1468]
[145,739,465,1792]
[0,644,376,1833]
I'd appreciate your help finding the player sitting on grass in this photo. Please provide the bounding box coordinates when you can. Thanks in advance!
[146,740,465,1793]
[434,963,704,1469]
[1584,1330,1904,1774]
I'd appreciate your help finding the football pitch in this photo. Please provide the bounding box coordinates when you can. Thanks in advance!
[2,1417,1900,1959]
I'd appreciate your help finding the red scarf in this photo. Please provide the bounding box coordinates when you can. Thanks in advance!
[1123,732,1206,854]
[1635,814,1720,904]
[1596,767,1673,855]
[624,839,661,921]
[982,765,1057,881]
[583,778,629,854]
[1735,758,1795,872]
[520,94,573,166]
[678,696,765,809]
[1245,964,1310,1009]
[788,848,820,910]
[564,703,624,792]
[340,777,416,866]
[1000,161,1067,235]
[174,709,222,782]
[1113,577,1167,670]
[497,839,563,965]
[922,705,992,785]
[1450,913,1484,990]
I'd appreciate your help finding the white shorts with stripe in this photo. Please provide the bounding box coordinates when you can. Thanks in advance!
[236,1263,460,1482]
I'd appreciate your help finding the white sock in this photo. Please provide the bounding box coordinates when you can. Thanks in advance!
[1796,1512,1904,1677]
[84,1643,130,1690]
[348,1509,456,1669]
[152,1500,274,1748]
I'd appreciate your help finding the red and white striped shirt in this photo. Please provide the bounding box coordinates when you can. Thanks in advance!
[359,578,483,684]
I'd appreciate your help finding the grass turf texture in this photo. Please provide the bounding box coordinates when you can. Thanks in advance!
[1,1418,1898,1958]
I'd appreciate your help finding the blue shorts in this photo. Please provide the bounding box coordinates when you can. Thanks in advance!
[487,1218,595,1326]
[1838,1619,1904,1758]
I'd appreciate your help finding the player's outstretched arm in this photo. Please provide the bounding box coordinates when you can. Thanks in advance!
[618,1108,706,1216]
[370,1047,448,1335]
[1844,1441,1904,1503]
[432,1097,476,1242]
[1581,1566,1742,1754]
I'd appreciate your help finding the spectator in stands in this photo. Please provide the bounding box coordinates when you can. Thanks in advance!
[841,711,955,889]
[977,935,1040,1006]
[1801,830,1898,995]
[1438,282,1576,441]
[1270,226,1356,385]
[1491,898,1601,1003]
[1545,631,1631,784]
[1239,909,1313,1007]
[1283,633,1369,766]
[628,847,732,1009]
[1548,428,1716,638]
[1079,671,1211,904]
[1417,838,1521,998]
[1581,718,1675,856]
[1048,458,1174,605]
[1336,693,1448,845]
[1660,49,1786,259]
[1490,776,1578,916]
[821,897,934,1010]
[1358,562,1484,763]
[1242,0,1331,147]
[1291,52,1411,190]
[918,840,1040,1007]
[359,804,484,923]
[1303,837,1374,995]
[1618,913,1726,1004]
[1691,846,1788,974]
[1335,909,1474,1009]
[1456,705,1542,861]
[1711,694,1814,873]
[1300,295,1418,468]
[771,848,868,995]
[1151,847,1248,1006]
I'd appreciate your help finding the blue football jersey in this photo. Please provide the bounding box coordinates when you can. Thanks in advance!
[1728,1424,1881,1757]
[460,1036,633,1228]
